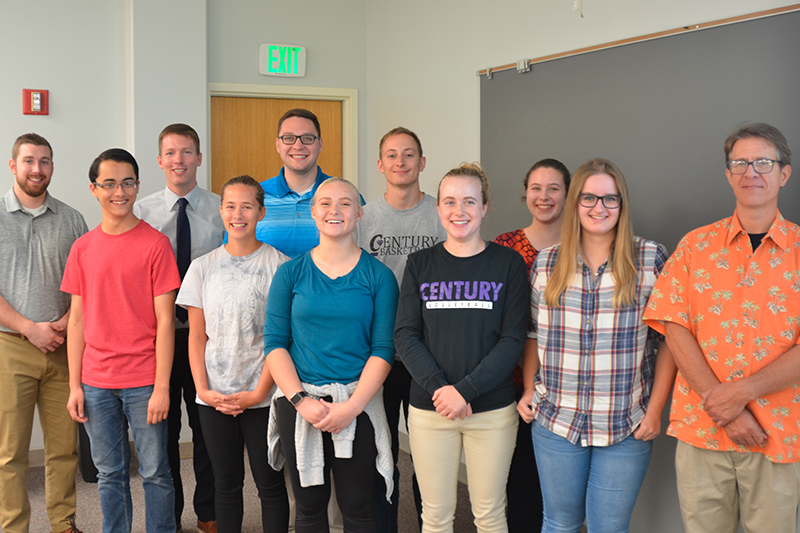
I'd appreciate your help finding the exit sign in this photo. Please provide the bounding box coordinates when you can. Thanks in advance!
[259,44,306,77]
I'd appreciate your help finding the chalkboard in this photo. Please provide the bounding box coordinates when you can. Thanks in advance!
[481,10,800,252]
[481,11,800,531]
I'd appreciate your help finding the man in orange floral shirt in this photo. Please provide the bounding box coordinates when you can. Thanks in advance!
[644,123,800,533]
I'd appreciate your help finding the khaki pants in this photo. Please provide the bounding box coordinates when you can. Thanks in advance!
[676,440,800,533]
[0,333,78,533]
[409,404,517,533]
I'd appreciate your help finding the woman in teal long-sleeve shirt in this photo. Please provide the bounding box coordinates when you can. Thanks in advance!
[265,177,398,533]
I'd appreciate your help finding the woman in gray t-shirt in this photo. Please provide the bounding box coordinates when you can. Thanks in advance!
[177,175,289,532]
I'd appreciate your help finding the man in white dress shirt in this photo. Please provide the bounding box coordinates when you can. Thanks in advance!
[133,123,225,533]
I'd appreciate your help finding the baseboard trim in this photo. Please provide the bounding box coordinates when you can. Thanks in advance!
[29,449,45,468]
[179,441,193,459]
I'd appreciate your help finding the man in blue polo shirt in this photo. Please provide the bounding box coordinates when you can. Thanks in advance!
[255,108,332,258]
[256,107,350,531]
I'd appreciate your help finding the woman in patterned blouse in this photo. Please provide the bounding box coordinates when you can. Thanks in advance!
[521,158,677,532]
[494,159,571,278]
[494,158,570,533]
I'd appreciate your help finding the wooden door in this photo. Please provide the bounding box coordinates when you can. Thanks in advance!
[210,97,343,194]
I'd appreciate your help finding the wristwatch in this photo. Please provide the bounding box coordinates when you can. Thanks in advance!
[289,391,308,408]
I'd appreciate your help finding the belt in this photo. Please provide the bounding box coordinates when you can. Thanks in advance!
[0,331,25,339]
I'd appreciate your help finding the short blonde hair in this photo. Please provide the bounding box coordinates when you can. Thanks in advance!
[311,177,362,208]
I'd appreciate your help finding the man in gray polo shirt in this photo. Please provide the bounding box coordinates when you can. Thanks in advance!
[0,133,88,533]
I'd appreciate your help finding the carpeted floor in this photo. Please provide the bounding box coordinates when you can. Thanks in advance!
[21,450,477,532]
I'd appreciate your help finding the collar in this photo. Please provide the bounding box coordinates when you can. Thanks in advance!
[163,184,200,212]
[726,210,791,251]
[3,187,55,214]
[275,166,326,197]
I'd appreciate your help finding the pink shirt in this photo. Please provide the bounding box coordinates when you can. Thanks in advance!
[62,221,181,389]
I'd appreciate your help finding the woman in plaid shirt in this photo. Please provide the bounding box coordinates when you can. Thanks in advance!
[519,158,677,532]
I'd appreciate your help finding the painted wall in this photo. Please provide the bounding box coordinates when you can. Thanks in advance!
[129,0,209,203]
[0,0,207,229]
[0,1,125,231]
[206,0,369,191]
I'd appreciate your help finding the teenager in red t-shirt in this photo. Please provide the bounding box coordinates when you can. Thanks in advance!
[63,148,181,533]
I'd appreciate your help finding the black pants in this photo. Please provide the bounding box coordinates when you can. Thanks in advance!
[506,413,543,532]
[275,397,378,533]
[377,360,422,532]
[198,405,289,533]
[168,331,215,524]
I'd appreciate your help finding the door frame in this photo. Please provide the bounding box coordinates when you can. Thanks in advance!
[207,82,359,185]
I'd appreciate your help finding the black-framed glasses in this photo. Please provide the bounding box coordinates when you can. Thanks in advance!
[278,134,319,145]
[94,180,138,191]
[579,194,622,209]
[726,159,780,174]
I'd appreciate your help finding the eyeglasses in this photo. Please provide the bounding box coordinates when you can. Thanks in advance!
[94,180,138,191]
[726,159,780,174]
[278,134,319,145]
[579,194,622,209]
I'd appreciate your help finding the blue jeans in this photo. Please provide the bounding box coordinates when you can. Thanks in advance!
[532,421,652,533]
[83,384,175,533]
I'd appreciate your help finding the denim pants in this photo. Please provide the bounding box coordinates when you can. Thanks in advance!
[83,384,175,533]
[532,421,651,533]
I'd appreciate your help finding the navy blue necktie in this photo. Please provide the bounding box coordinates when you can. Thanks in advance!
[176,198,190,323]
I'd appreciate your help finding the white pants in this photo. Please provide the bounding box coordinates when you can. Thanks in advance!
[408,403,518,533]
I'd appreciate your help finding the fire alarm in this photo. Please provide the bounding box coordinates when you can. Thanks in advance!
[23,89,49,115]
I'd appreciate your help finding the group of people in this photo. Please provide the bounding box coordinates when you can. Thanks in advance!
[0,110,798,533]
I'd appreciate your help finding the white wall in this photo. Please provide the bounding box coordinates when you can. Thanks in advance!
[0,0,124,451]
[0,1,125,230]
[129,0,209,202]
[0,0,207,230]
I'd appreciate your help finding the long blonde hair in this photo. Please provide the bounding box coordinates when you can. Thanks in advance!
[544,158,638,309]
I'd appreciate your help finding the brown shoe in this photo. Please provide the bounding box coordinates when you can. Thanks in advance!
[53,517,83,533]
[197,520,217,533]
